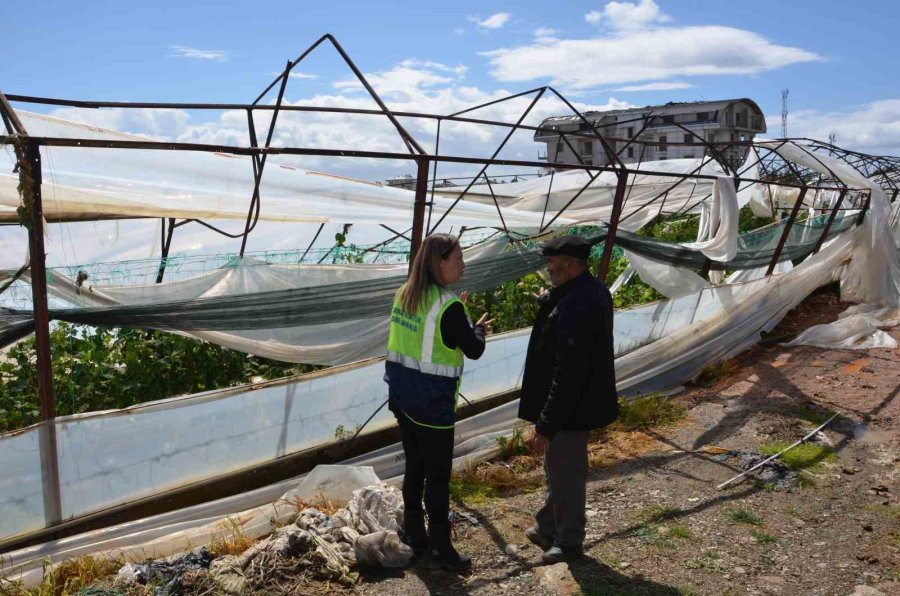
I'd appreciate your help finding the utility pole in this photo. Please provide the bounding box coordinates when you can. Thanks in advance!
[781,89,789,138]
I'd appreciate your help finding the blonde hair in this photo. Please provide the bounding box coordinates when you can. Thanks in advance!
[397,234,460,314]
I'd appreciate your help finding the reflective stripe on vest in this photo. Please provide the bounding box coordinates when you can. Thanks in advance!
[385,350,463,378]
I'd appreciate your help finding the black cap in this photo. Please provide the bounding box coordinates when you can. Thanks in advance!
[540,235,591,260]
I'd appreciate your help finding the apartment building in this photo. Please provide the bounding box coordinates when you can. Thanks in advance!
[534,98,766,168]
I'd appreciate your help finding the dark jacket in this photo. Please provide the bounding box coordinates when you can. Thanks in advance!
[518,271,618,438]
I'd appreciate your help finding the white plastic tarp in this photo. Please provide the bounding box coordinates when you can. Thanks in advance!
[0,207,870,587]
[0,112,567,230]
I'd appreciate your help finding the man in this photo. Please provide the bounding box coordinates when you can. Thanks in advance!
[518,234,618,563]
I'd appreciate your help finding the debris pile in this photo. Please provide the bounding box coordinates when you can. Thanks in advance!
[113,484,412,595]
[715,450,799,490]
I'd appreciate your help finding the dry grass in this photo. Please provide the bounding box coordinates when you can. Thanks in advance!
[279,494,342,517]
[588,429,662,468]
[209,517,259,558]
[2,555,123,596]
[694,358,741,388]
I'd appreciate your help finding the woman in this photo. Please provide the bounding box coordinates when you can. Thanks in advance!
[384,234,491,572]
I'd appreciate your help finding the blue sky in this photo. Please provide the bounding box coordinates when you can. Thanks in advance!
[3,0,898,153]
[1,0,899,267]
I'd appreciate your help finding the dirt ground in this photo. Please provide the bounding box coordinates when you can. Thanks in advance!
[351,291,900,596]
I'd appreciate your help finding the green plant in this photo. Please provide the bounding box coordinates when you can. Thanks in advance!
[694,359,740,387]
[726,508,763,526]
[496,427,530,460]
[635,504,684,524]
[758,442,836,471]
[466,272,548,333]
[449,474,498,505]
[610,394,685,432]
[0,323,320,432]
[683,549,725,573]
[751,529,777,544]
[669,526,694,540]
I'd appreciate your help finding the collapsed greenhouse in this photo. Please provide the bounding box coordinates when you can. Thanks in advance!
[1,34,899,588]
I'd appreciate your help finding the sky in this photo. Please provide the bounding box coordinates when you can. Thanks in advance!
[1,0,898,268]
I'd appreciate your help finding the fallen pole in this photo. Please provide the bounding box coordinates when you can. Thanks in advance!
[716,412,839,490]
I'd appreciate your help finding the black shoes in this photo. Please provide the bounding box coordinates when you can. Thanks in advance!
[428,523,472,572]
[541,544,583,564]
[402,510,430,557]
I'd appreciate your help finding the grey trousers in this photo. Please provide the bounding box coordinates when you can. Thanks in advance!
[535,430,589,548]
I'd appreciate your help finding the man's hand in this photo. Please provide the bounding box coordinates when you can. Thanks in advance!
[529,431,550,455]
[460,290,469,303]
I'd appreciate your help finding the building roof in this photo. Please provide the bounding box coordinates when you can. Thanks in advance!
[539,98,763,128]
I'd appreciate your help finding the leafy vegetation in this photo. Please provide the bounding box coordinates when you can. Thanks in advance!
[751,529,778,544]
[726,508,764,526]
[609,394,686,432]
[0,324,319,432]
[758,442,836,471]
[1,208,777,432]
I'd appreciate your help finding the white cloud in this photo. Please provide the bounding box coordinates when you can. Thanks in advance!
[614,81,692,91]
[288,72,318,80]
[169,45,229,61]
[585,0,671,33]
[47,60,632,182]
[484,26,820,89]
[47,107,191,141]
[400,59,468,77]
[534,27,558,37]
[471,13,511,29]
[774,100,900,155]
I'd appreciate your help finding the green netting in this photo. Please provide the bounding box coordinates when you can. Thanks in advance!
[601,210,858,271]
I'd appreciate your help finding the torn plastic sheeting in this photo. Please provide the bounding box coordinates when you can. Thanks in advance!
[785,304,900,350]
[291,465,381,504]
[0,208,875,585]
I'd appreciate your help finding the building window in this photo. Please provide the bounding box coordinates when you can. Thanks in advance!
[662,115,675,124]
[696,112,708,121]
[556,140,564,155]
[581,140,593,155]
[627,126,634,138]
[627,147,634,158]
[683,133,692,145]
[658,135,667,151]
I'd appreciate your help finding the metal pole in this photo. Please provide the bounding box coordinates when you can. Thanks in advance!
[597,170,629,280]
[857,192,873,226]
[408,157,430,270]
[155,217,176,283]
[766,187,808,276]
[812,190,847,254]
[22,140,63,525]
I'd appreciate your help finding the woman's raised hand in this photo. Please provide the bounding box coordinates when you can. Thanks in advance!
[460,290,469,304]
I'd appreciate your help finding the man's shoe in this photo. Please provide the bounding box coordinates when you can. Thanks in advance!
[525,526,554,550]
[541,545,583,564]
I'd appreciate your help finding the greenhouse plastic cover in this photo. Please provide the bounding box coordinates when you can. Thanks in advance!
[0,190,880,548]
[0,112,564,230]
[0,212,876,585]
[1,128,898,584]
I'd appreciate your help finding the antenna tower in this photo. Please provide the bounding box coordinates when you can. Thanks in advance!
[781,89,789,138]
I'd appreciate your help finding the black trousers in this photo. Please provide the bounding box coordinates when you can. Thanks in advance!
[395,411,455,526]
